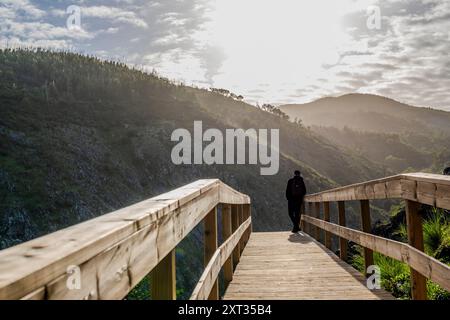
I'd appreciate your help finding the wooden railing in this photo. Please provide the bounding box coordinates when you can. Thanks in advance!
[0,179,252,300]
[301,173,450,300]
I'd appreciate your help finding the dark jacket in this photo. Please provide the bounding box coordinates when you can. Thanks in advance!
[286,176,307,201]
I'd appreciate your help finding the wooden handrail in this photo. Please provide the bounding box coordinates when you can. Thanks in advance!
[302,215,450,292]
[305,173,450,210]
[0,180,251,300]
[191,215,252,300]
[302,172,450,300]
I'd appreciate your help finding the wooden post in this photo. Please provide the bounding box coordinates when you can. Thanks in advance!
[204,207,219,300]
[300,202,306,231]
[314,202,321,241]
[231,205,240,269]
[308,202,314,235]
[323,202,331,249]
[406,200,427,300]
[338,201,347,261]
[151,250,176,300]
[238,205,245,254]
[243,204,251,245]
[360,200,374,277]
[222,204,233,289]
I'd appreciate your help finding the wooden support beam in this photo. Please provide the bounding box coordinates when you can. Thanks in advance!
[204,207,219,300]
[221,204,233,289]
[323,202,331,249]
[360,200,374,277]
[314,202,321,241]
[338,201,347,261]
[406,200,427,300]
[307,202,312,235]
[243,204,251,245]
[300,202,306,231]
[238,205,245,254]
[231,205,240,269]
[151,250,176,300]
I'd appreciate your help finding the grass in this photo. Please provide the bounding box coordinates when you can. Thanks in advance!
[351,207,450,300]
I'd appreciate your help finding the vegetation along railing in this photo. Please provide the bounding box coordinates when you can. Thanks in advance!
[0,180,252,300]
[301,173,450,300]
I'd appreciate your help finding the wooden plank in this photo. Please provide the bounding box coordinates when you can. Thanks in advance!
[0,179,251,300]
[338,201,347,261]
[238,205,245,254]
[374,182,387,198]
[401,179,417,201]
[360,200,374,277]
[191,218,252,300]
[307,202,313,235]
[231,205,240,269]
[300,202,306,231]
[386,179,402,198]
[151,250,176,300]
[416,181,436,206]
[204,207,219,300]
[222,204,233,289]
[314,203,321,241]
[301,215,450,292]
[304,173,449,208]
[219,183,251,205]
[403,173,450,186]
[223,232,393,300]
[436,184,450,210]
[323,202,331,249]
[405,200,427,300]
[242,204,251,246]
[21,287,46,300]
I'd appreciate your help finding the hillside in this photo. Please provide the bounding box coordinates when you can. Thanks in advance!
[279,94,450,173]
[280,94,450,135]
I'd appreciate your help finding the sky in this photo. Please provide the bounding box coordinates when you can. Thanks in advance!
[1,0,449,110]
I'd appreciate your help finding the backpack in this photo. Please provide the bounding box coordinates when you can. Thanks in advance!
[291,178,304,197]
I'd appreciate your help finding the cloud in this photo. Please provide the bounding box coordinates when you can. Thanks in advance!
[0,0,449,110]
[1,0,45,19]
[80,6,148,29]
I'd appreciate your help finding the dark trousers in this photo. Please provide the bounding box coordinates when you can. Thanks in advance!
[288,200,302,230]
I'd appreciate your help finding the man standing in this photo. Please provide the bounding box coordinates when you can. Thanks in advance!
[286,170,307,233]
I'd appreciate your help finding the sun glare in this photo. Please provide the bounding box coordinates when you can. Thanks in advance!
[207,0,352,100]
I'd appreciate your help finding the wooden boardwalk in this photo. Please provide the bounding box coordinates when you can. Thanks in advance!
[223,232,394,300]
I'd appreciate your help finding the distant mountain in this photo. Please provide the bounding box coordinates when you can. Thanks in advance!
[279,94,450,173]
[279,93,450,135]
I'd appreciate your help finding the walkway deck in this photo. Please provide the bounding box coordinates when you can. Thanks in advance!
[223,232,394,300]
